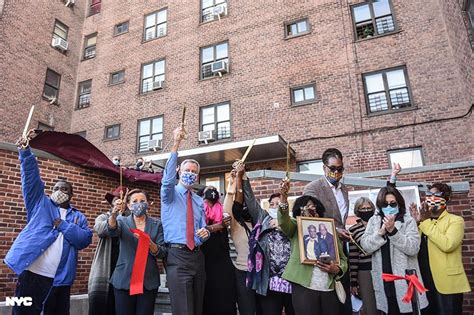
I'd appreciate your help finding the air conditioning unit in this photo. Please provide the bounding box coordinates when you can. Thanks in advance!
[84,48,96,59]
[46,96,58,105]
[157,26,166,37]
[152,81,164,90]
[64,0,75,7]
[213,5,227,19]
[211,60,228,76]
[145,29,155,41]
[198,130,215,144]
[52,37,68,51]
[147,139,163,151]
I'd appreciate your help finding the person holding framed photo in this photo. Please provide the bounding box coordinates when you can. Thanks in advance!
[278,178,348,315]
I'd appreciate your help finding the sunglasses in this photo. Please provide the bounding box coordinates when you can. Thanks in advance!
[358,207,373,212]
[324,165,344,173]
[425,191,443,197]
[383,201,398,208]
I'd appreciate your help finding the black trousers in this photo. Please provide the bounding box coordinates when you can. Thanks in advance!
[291,283,340,315]
[13,270,53,315]
[260,289,294,315]
[424,284,463,315]
[113,287,158,315]
[43,285,71,315]
[166,247,206,315]
[235,268,258,315]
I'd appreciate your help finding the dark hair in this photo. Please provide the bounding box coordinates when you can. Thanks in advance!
[292,195,326,218]
[375,186,406,216]
[322,148,343,165]
[126,189,150,204]
[427,182,452,201]
[268,193,281,203]
[56,179,73,194]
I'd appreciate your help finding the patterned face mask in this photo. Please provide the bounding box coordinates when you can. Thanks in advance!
[326,171,343,186]
[425,196,446,211]
[130,202,148,217]
[180,171,198,187]
[51,190,70,205]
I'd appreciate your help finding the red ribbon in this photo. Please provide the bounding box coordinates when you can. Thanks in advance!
[382,273,428,303]
[129,228,151,295]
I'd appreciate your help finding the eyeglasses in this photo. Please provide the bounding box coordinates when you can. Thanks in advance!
[383,201,398,208]
[425,191,443,197]
[358,207,373,212]
[324,165,344,173]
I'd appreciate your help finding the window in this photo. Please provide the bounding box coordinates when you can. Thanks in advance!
[201,0,228,22]
[77,80,92,109]
[200,103,231,140]
[89,0,101,16]
[201,42,228,79]
[74,131,87,138]
[144,9,167,41]
[53,20,68,41]
[388,147,423,168]
[298,160,324,175]
[43,69,61,100]
[466,0,474,33]
[83,33,97,59]
[114,21,129,35]
[351,0,396,40]
[285,19,310,38]
[141,60,165,93]
[137,116,163,153]
[291,84,316,105]
[110,70,125,85]
[200,173,231,195]
[104,124,120,140]
[363,67,411,114]
[38,122,54,131]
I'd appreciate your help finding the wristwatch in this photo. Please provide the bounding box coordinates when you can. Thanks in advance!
[279,202,289,210]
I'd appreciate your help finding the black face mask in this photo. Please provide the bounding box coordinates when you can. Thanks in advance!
[204,189,219,202]
[359,211,374,222]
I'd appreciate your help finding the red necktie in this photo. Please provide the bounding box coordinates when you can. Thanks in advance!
[186,190,195,250]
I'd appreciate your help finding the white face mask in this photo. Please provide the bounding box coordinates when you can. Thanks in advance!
[267,207,278,219]
[51,190,70,205]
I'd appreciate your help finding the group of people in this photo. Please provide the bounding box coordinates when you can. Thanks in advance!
[4,126,471,315]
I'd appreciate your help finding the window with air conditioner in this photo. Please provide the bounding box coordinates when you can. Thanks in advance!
[363,66,412,114]
[351,0,396,40]
[144,9,167,41]
[137,116,163,153]
[83,33,97,60]
[201,0,228,22]
[201,41,228,79]
[77,80,92,109]
[388,147,424,169]
[104,124,120,140]
[200,102,231,141]
[43,68,61,102]
[52,20,68,51]
[141,59,165,93]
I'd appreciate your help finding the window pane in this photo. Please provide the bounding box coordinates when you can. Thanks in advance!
[288,23,297,35]
[157,10,167,24]
[152,117,163,133]
[373,0,392,17]
[217,121,231,139]
[143,64,153,79]
[203,124,215,131]
[365,73,384,93]
[202,107,215,124]
[154,74,165,82]
[390,88,410,106]
[80,81,91,93]
[43,85,58,98]
[217,104,229,122]
[151,133,163,140]
[145,13,156,28]
[154,60,165,75]
[142,78,153,92]
[202,47,214,63]
[368,92,388,112]
[86,35,97,46]
[386,69,406,89]
[293,89,304,103]
[139,136,150,152]
[215,43,228,59]
[389,149,423,168]
[304,86,315,100]
[299,161,324,175]
[139,120,150,136]
[55,23,68,39]
[46,70,60,87]
[353,4,371,22]
[202,0,213,9]
[297,20,308,33]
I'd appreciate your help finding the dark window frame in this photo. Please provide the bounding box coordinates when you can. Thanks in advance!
[387,146,424,168]
[200,41,229,80]
[200,0,228,23]
[89,0,101,16]
[77,79,92,109]
[290,83,317,106]
[109,70,125,86]
[284,18,311,38]
[52,19,69,41]
[143,8,168,42]
[83,33,97,60]
[37,122,54,131]
[136,115,164,153]
[114,21,129,36]
[350,0,397,41]
[140,59,166,94]
[42,68,61,101]
[199,102,232,141]
[104,124,121,141]
[362,65,413,116]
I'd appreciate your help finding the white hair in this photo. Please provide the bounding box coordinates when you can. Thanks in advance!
[180,159,200,173]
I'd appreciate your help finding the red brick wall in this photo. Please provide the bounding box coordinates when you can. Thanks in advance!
[0,147,161,299]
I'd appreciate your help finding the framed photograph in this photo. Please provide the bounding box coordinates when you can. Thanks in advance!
[297,217,340,265]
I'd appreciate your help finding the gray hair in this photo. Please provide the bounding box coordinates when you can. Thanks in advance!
[353,197,375,216]
[180,159,200,173]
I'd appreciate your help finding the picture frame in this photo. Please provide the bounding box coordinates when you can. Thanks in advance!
[297,216,340,265]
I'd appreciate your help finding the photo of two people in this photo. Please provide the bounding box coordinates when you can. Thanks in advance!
[297,217,340,265]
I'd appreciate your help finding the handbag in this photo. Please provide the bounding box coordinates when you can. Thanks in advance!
[335,280,346,304]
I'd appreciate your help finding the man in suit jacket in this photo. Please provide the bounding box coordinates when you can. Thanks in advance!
[303,225,321,260]
[318,223,336,261]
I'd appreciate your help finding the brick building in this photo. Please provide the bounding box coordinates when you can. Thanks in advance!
[0,0,473,312]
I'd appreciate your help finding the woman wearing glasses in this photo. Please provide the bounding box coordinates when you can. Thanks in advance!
[360,185,428,315]
[410,183,470,315]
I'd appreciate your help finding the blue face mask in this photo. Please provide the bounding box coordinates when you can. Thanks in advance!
[130,202,148,217]
[381,206,399,216]
[181,171,198,187]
